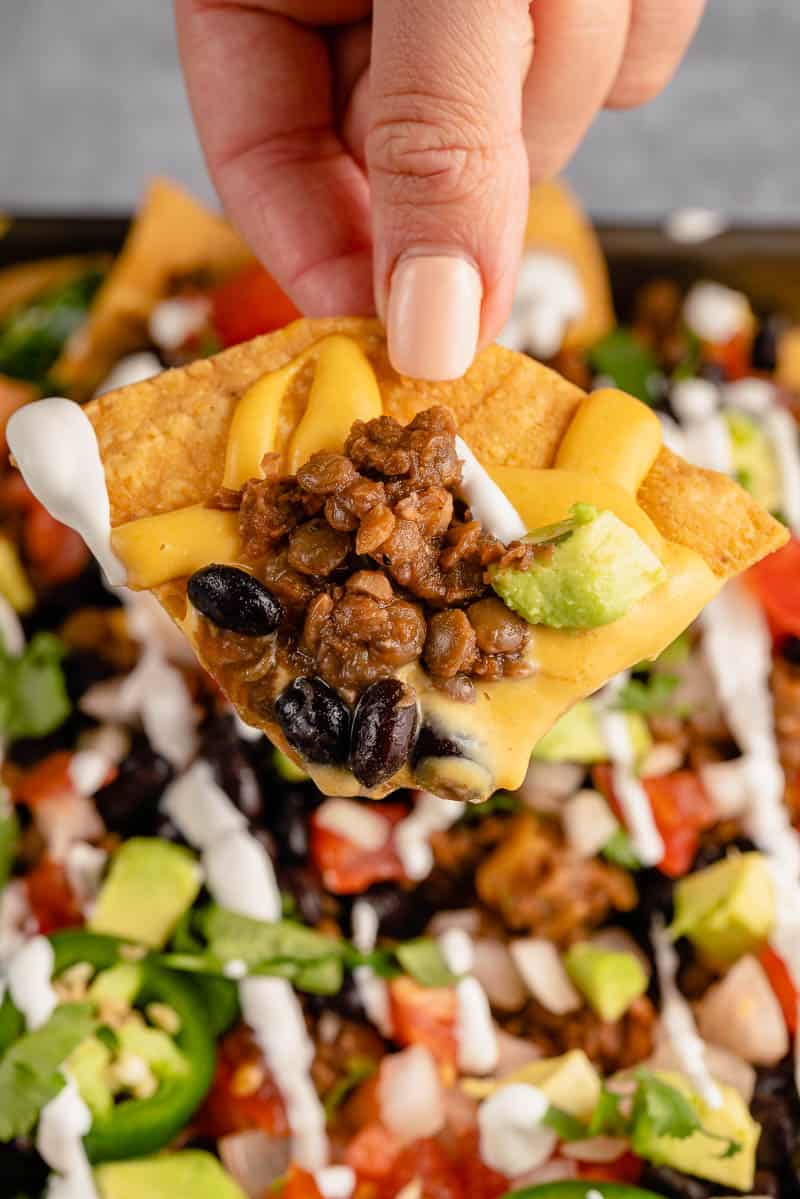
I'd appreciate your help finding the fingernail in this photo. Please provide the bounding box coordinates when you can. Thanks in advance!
[387,253,482,381]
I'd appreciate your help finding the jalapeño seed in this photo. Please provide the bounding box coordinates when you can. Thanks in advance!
[350,678,419,788]
[274,676,350,765]
[187,565,283,636]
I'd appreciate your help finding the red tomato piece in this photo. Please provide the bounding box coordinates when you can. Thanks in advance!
[195,1025,289,1139]
[746,536,800,643]
[14,752,75,807]
[578,1152,643,1184]
[283,1165,325,1199]
[24,503,89,586]
[383,1138,464,1199]
[701,330,751,381]
[345,1121,402,1182]
[759,946,798,1034]
[25,856,83,934]
[210,262,301,348]
[595,766,716,878]
[455,1129,508,1199]
[310,803,408,895]
[388,977,458,1067]
[0,470,37,513]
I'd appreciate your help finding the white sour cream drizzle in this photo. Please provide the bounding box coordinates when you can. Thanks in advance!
[438,928,498,1075]
[651,917,721,1109]
[161,760,328,1167]
[148,296,210,353]
[763,406,800,534]
[7,935,57,1030]
[95,351,162,396]
[7,398,125,586]
[37,1080,97,1199]
[394,791,466,881]
[454,437,527,544]
[595,678,663,867]
[498,251,586,360]
[351,899,393,1036]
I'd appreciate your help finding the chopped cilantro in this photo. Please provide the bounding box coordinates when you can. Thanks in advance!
[542,1104,588,1142]
[394,938,457,989]
[614,672,680,717]
[460,791,521,823]
[0,1003,95,1140]
[0,633,71,741]
[0,271,103,387]
[588,329,662,405]
[602,828,642,870]
[0,791,18,888]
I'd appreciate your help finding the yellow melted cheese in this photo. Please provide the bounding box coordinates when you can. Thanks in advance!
[110,335,721,799]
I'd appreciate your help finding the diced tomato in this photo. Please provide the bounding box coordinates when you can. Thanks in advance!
[455,1129,508,1199]
[195,1025,289,1139]
[388,977,458,1067]
[24,503,89,586]
[702,329,751,381]
[383,1138,464,1199]
[760,946,799,1034]
[746,536,800,643]
[345,1121,402,1182]
[577,1151,643,1185]
[0,470,37,513]
[283,1165,325,1199]
[595,765,716,878]
[25,856,83,934]
[310,804,408,895]
[0,378,35,455]
[14,752,74,807]
[209,262,301,348]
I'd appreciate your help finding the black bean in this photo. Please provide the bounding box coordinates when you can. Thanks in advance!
[0,1139,49,1196]
[188,564,283,636]
[412,724,464,763]
[752,315,788,373]
[350,679,419,788]
[279,865,325,927]
[782,635,800,666]
[200,712,263,820]
[639,1164,718,1199]
[691,834,757,873]
[95,735,174,836]
[274,677,350,765]
[357,882,431,939]
[268,787,313,863]
[305,973,366,1022]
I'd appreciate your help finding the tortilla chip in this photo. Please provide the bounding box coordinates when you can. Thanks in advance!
[777,326,800,395]
[524,179,615,351]
[0,255,111,324]
[53,180,250,400]
[84,318,786,800]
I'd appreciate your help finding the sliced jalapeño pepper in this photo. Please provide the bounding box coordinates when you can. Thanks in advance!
[49,930,216,1163]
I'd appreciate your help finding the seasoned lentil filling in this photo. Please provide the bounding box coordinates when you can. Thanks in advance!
[191,406,534,778]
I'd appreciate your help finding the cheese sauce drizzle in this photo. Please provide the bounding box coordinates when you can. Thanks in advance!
[651,916,721,1109]
[161,761,328,1167]
[7,398,126,586]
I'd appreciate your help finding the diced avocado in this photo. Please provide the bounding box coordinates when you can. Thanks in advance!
[634,1071,759,1191]
[88,962,144,1009]
[464,1050,601,1122]
[89,838,202,949]
[564,942,648,1022]
[490,504,666,629]
[95,1151,247,1199]
[117,1021,188,1079]
[0,537,34,613]
[533,698,651,764]
[724,409,781,512]
[670,852,775,964]
[68,1036,114,1119]
[274,747,309,782]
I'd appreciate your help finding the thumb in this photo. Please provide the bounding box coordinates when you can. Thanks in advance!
[368,0,532,380]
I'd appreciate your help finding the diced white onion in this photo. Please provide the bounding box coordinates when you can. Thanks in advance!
[161,760,246,849]
[562,789,619,859]
[671,378,719,424]
[219,1131,290,1198]
[148,296,210,352]
[314,798,390,852]
[438,927,474,976]
[456,976,499,1075]
[204,831,281,924]
[696,955,789,1066]
[378,1047,445,1144]
[394,792,465,881]
[510,938,581,1014]
[427,909,482,938]
[478,1083,557,1177]
[561,1137,629,1163]
[95,351,162,395]
[518,762,586,813]
[493,1029,543,1076]
[471,939,528,1012]
[699,758,752,819]
[640,742,685,779]
[64,842,108,916]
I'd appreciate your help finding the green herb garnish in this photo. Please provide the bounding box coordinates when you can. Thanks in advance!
[0,1003,95,1140]
[0,633,71,741]
[0,271,103,386]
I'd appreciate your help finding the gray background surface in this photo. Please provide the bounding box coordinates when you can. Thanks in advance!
[0,0,797,221]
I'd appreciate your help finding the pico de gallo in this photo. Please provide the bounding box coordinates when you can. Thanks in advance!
[0,186,799,1199]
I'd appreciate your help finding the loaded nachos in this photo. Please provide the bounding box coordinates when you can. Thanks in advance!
[0,179,797,1198]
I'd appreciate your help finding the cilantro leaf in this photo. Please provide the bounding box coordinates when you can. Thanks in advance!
[614,672,679,717]
[587,1084,630,1138]
[394,939,457,989]
[602,828,642,870]
[202,908,346,995]
[542,1104,588,1142]
[0,790,18,888]
[588,329,662,405]
[0,633,71,741]
[0,271,103,387]
[460,792,521,823]
[631,1069,701,1144]
[0,1003,95,1140]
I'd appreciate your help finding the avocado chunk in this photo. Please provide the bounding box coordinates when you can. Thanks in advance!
[489,503,666,629]
[633,1071,759,1191]
[89,838,201,949]
[117,1021,188,1079]
[95,1151,247,1199]
[724,409,781,512]
[564,943,648,1022]
[88,962,144,1009]
[68,1036,114,1119]
[670,852,775,964]
[464,1050,601,1122]
[532,698,651,764]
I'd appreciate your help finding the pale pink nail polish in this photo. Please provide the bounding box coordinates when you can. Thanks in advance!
[387,254,482,381]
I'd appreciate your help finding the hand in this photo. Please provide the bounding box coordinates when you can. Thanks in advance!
[176,1,705,379]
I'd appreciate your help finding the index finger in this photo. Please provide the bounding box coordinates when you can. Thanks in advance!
[175,0,374,316]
